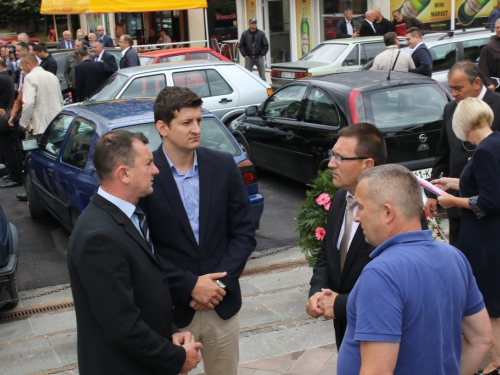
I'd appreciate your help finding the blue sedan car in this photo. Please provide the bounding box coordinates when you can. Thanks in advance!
[24,99,264,231]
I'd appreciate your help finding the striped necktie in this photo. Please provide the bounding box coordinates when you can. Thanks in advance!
[134,207,154,254]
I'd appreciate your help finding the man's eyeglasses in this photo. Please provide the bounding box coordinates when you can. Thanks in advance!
[328,150,368,165]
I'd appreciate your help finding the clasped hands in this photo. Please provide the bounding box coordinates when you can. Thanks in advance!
[306,289,338,320]
[189,272,227,311]
[172,331,203,374]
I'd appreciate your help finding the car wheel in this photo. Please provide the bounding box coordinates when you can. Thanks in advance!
[237,136,254,164]
[2,278,19,310]
[26,175,48,220]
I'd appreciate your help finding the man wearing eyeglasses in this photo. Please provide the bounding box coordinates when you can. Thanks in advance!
[306,123,387,349]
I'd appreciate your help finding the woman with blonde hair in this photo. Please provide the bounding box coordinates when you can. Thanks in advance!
[434,97,500,375]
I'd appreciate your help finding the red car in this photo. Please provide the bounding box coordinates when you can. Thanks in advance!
[138,47,231,65]
[0,37,40,47]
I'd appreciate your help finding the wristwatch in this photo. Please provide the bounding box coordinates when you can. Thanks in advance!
[216,279,226,290]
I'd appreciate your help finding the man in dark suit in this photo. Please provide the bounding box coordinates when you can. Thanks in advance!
[360,10,377,37]
[306,123,387,350]
[67,129,202,375]
[33,43,57,75]
[373,7,395,35]
[75,45,115,102]
[140,86,256,375]
[119,35,141,69]
[336,9,360,39]
[405,27,432,77]
[91,40,118,76]
[57,30,75,49]
[425,60,500,247]
[96,25,114,47]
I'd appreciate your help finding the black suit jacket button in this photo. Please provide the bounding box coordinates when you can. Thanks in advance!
[163,276,168,283]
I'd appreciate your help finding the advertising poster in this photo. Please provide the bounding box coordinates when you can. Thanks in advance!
[296,0,311,58]
[390,0,498,31]
[246,0,257,23]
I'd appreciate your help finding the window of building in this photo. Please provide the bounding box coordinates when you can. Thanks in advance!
[207,0,238,43]
[320,0,367,41]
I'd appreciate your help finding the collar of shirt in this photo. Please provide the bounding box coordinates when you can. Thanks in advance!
[96,51,103,61]
[121,47,131,57]
[478,85,487,100]
[163,147,198,174]
[345,18,354,34]
[370,230,433,259]
[97,187,136,220]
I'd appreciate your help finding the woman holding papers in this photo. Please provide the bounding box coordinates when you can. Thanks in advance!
[433,97,500,375]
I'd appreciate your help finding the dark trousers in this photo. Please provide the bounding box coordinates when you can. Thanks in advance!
[333,319,347,351]
[448,214,460,248]
[0,129,23,182]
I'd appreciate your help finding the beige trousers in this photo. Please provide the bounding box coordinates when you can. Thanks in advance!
[180,310,240,375]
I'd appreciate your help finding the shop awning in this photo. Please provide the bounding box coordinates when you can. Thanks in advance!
[40,0,207,14]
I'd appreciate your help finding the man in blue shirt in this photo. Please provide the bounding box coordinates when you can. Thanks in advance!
[488,1,500,28]
[331,164,493,375]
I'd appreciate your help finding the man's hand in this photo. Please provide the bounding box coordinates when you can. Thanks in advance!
[21,126,28,132]
[352,31,360,37]
[191,272,227,309]
[0,109,5,116]
[488,84,496,91]
[7,117,14,127]
[180,341,203,374]
[424,197,438,218]
[306,291,324,318]
[189,300,210,311]
[172,331,195,346]
[318,288,339,320]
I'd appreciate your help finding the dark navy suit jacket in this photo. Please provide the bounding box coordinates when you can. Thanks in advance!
[100,34,114,47]
[410,43,433,77]
[140,146,256,328]
[75,59,114,101]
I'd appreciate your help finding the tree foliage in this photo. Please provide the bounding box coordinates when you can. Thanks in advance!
[0,0,41,30]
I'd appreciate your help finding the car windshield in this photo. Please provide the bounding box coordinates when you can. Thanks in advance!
[299,43,348,63]
[119,118,241,156]
[87,73,129,102]
[139,56,155,65]
[362,84,448,128]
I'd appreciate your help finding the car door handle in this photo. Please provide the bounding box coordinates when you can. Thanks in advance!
[218,98,233,104]
[48,168,54,173]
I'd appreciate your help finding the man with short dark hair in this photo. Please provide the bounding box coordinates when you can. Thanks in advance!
[91,40,118,75]
[63,38,84,96]
[405,27,432,77]
[487,1,500,27]
[140,86,256,375]
[373,7,395,35]
[478,18,500,93]
[68,129,203,374]
[33,43,57,75]
[158,29,172,49]
[75,45,116,102]
[96,25,114,47]
[57,30,74,49]
[14,42,28,90]
[372,32,415,72]
[118,35,140,69]
[239,18,269,81]
[146,29,157,45]
[306,123,387,350]
[392,9,423,36]
[425,60,500,246]
[336,164,493,374]
[336,9,360,38]
[1,46,14,74]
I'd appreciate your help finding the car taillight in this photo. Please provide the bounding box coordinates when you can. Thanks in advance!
[237,159,258,185]
[348,89,366,124]
[296,72,312,79]
[270,70,280,78]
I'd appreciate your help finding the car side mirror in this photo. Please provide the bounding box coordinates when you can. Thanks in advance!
[245,106,259,117]
[22,139,39,151]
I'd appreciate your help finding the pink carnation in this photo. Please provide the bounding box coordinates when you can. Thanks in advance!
[316,193,331,207]
[315,227,326,241]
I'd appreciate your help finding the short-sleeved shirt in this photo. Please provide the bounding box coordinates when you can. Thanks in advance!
[337,230,484,375]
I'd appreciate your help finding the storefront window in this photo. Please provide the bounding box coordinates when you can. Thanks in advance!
[320,0,367,41]
[207,0,238,42]
[115,13,143,40]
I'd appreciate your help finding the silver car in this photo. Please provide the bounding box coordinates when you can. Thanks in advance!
[87,61,273,125]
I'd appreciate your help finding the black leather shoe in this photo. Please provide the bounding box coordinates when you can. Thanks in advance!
[16,193,27,201]
[1,181,21,188]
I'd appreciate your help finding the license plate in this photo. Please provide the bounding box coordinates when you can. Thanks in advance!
[413,168,432,179]
[281,72,295,79]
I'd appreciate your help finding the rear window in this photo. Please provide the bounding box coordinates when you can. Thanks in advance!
[189,52,220,61]
[139,56,155,65]
[362,85,448,128]
[299,43,347,63]
[120,118,240,156]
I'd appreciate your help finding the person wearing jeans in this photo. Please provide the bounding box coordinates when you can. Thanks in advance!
[239,18,269,82]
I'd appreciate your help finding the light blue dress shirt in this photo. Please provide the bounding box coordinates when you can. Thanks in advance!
[163,149,200,244]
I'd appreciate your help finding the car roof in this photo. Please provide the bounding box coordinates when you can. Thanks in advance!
[116,60,235,76]
[422,28,493,43]
[320,36,391,45]
[308,70,435,90]
[139,47,214,57]
[64,99,212,126]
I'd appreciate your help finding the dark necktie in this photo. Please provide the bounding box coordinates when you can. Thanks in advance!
[134,207,154,254]
[339,196,356,272]
[66,41,70,49]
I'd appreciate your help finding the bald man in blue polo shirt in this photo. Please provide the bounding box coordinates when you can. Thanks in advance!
[322,165,493,375]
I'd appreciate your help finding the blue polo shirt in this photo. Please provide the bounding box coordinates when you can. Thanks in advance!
[337,230,484,375]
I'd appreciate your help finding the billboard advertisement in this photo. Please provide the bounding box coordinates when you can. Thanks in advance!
[296,0,311,58]
[390,0,498,31]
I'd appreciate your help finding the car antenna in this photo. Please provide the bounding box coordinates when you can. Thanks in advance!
[387,45,395,81]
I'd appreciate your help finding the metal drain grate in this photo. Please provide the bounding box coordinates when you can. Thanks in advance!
[242,259,308,277]
[0,300,74,323]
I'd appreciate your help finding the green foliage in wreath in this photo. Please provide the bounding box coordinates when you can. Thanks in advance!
[296,169,338,267]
